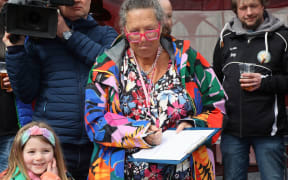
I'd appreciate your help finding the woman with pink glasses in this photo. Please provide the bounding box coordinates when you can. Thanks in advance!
[84,0,226,179]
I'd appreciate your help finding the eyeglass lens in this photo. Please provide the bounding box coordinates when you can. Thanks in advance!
[128,31,158,42]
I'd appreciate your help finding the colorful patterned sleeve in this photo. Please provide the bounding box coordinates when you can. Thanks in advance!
[190,50,226,126]
[85,54,151,149]
[176,41,226,143]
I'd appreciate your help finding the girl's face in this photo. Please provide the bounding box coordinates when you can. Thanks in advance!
[22,137,54,175]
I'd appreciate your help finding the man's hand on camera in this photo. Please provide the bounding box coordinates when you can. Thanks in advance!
[57,12,70,39]
[3,32,25,46]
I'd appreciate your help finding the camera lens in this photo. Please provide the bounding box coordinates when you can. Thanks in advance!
[26,11,42,30]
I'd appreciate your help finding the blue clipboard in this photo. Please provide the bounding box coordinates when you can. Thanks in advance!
[129,127,220,165]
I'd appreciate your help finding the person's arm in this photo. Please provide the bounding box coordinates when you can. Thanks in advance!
[212,38,224,82]
[4,34,41,104]
[85,54,154,149]
[57,14,118,66]
[259,46,288,93]
[186,48,226,143]
[65,26,118,66]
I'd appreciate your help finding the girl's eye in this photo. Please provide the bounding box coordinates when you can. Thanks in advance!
[28,151,35,154]
[41,149,51,153]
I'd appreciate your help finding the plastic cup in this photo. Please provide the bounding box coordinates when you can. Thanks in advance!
[239,63,255,77]
[239,63,255,90]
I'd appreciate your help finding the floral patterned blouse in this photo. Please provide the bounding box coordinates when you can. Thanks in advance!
[120,48,194,179]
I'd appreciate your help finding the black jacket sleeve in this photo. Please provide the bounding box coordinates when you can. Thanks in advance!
[6,45,41,103]
[212,38,224,83]
[259,30,288,94]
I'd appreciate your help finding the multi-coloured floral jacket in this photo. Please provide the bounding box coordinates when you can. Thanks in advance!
[85,36,226,179]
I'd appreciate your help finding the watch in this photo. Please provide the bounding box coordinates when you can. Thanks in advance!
[62,30,73,41]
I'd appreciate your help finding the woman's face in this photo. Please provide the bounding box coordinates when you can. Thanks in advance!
[125,8,161,60]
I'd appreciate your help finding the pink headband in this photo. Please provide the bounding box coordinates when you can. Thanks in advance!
[21,125,55,146]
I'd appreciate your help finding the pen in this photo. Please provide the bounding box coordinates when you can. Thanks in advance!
[145,131,157,136]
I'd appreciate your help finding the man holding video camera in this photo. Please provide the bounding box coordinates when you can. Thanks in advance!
[3,0,118,178]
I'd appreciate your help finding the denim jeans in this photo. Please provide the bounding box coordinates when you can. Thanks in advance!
[221,133,285,180]
[61,143,93,180]
[0,135,15,172]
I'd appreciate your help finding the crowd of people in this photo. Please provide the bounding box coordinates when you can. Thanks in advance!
[0,0,287,179]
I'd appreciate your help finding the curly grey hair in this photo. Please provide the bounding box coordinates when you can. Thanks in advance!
[119,0,164,33]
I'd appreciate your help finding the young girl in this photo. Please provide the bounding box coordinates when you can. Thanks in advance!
[0,121,72,180]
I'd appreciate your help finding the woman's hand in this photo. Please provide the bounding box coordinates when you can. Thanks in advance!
[144,125,162,146]
[47,158,58,176]
[176,121,193,133]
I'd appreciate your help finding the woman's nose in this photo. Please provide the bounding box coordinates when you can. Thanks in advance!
[140,35,146,42]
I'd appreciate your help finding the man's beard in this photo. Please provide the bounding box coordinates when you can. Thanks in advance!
[242,17,263,30]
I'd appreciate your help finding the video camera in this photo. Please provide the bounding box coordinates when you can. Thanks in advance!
[0,0,74,40]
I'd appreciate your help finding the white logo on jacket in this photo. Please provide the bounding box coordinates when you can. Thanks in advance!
[229,46,238,58]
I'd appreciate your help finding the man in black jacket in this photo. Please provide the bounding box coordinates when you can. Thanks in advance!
[0,59,32,173]
[0,60,18,172]
[213,0,288,179]
[0,0,33,171]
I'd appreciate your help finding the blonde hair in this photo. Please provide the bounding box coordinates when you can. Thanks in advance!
[1,121,68,180]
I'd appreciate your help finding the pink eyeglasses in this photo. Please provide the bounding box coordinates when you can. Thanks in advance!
[125,23,161,43]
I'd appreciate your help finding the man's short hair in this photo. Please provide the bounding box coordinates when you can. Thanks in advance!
[231,0,267,14]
